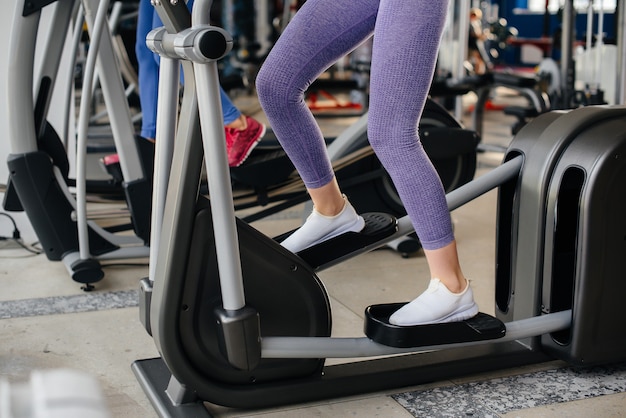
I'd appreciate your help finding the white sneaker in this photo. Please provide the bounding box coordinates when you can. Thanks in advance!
[280,195,365,253]
[388,278,479,326]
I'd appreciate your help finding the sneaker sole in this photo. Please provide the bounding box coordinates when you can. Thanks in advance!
[437,303,479,324]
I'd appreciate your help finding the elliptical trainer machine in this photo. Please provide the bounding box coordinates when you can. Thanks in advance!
[133,1,626,415]
[5,0,152,286]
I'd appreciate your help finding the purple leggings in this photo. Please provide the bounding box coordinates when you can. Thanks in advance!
[256,0,453,250]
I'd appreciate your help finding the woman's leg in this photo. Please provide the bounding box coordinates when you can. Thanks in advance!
[366,0,476,325]
[257,0,378,189]
[256,0,378,251]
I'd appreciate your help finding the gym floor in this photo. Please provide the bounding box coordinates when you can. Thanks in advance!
[2,90,626,417]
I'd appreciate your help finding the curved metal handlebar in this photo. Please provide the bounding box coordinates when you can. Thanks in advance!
[192,0,212,26]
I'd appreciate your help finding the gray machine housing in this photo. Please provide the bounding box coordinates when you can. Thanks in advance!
[495,106,626,365]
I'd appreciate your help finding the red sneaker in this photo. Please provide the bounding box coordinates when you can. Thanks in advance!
[226,116,266,167]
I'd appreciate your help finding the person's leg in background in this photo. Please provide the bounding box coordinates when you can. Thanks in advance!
[257,0,379,251]
[135,0,265,166]
[221,87,266,167]
[135,0,159,141]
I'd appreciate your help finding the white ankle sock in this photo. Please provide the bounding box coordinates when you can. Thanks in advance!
[280,195,365,253]
[388,278,479,326]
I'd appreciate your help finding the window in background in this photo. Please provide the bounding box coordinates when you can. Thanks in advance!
[527,0,616,13]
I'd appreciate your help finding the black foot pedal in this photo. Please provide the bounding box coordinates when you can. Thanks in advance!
[364,303,505,348]
[293,212,397,269]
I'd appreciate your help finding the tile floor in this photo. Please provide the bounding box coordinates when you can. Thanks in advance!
[1,90,625,417]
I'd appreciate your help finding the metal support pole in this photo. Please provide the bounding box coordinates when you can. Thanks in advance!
[560,0,574,108]
[595,0,604,89]
[455,0,470,120]
[192,0,245,311]
[261,310,571,358]
[148,55,179,283]
[75,0,111,260]
[616,0,626,104]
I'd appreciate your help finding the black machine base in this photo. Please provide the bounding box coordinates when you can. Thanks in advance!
[364,304,506,348]
[132,359,211,418]
[133,339,549,413]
